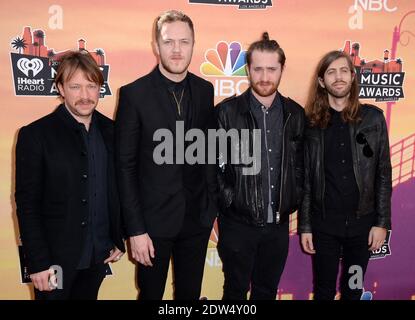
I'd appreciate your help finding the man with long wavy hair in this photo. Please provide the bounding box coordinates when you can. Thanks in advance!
[298,50,392,300]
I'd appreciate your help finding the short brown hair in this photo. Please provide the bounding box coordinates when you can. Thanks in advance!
[154,10,194,41]
[305,50,360,128]
[246,32,286,67]
[54,50,103,96]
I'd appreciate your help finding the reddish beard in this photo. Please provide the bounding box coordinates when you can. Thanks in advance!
[251,81,278,97]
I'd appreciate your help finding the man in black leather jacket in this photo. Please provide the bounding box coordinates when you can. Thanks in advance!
[298,50,392,300]
[216,32,305,300]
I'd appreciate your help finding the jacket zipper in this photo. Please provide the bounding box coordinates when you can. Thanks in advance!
[277,112,291,224]
[248,111,262,222]
[320,129,326,217]
[350,125,362,219]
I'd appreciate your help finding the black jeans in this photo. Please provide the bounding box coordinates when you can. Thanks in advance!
[217,215,289,300]
[312,230,371,300]
[34,263,107,300]
[137,214,211,300]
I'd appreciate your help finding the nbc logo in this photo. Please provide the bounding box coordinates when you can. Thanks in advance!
[201,41,249,97]
[201,41,247,77]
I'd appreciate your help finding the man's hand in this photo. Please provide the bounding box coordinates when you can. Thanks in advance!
[301,233,316,254]
[129,233,155,267]
[104,247,124,264]
[30,268,56,292]
[368,226,387,251]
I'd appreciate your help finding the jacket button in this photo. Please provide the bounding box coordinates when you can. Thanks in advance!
[81,199,87,204]
[82,174,88,179]
[81,221,87,227]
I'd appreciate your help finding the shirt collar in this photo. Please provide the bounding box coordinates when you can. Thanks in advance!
[60,103,97,131]
[156,65,188,92]
[249,90,282,112]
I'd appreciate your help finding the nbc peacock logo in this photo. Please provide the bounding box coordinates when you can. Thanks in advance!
[201,41,249,97]
[201,41,247,77]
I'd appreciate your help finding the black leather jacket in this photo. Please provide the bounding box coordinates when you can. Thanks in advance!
[216,89,305,226]
[298,104,392,233]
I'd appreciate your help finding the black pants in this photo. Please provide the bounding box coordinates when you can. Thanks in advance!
[137,215,211,300]
[217,215,289,300]
[34,263,107,300]
[312,230,371,300]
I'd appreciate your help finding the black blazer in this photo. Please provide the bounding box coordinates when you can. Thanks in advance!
[15,104,125,274]
[115,67,218,238]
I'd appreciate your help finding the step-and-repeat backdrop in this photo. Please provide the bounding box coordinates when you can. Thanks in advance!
[1,0,414,300]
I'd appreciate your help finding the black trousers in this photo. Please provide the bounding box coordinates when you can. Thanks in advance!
[312,230,371,300]
[137,215,211,300]
[34,263,107,300]
[217,215,289,300]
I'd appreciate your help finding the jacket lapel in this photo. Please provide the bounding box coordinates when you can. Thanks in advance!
[237,89,251,115]
[95,111,113,153]
[188,72,201,129]
[150,67,177,134]
[55,104,87,151]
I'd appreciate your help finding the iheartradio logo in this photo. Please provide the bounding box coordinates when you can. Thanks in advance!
[17,58,44,77]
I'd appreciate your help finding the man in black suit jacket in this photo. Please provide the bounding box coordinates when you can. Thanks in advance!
[115,10,218,300]
[15,51,125,300]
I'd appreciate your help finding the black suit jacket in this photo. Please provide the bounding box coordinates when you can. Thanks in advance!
[15,104,125,274]
[115,67,218,238]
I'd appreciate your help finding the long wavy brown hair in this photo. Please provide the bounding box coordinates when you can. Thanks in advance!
[305,51,361,128]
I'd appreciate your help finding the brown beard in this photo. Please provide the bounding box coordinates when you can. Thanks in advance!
[251,81,278,97]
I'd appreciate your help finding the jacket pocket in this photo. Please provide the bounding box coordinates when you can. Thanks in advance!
[359,124,378,135]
